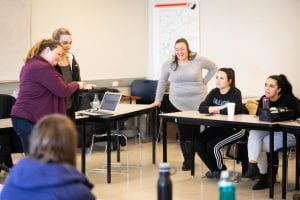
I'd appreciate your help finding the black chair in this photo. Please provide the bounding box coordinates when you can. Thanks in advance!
[0,94,23,173]
[130,80,158,139]
[131,80,158,104]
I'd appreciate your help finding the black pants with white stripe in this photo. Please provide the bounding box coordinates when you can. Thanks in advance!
[194,127,245,172]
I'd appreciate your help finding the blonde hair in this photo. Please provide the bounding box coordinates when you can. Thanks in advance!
[24,39,61,63]
[52,28,72,41]
[29,114,77,167]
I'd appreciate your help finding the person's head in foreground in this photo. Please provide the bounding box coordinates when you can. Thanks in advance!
[0,114,95,200]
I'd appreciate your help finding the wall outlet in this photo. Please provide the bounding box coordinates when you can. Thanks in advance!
[112,80,119,87]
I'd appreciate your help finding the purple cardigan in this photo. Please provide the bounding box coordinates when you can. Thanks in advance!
[11,56,79,123]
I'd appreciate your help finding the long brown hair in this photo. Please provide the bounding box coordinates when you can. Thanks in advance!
[29,114,77,167]
[172,38,196,71]
[218,68,236,88]
[24,39,61,63]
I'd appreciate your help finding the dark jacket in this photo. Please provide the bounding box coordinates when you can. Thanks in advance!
[55,54,81,112]
[199,87,243,114]
[11,56,79,123]
[256,95,300,118]
[0,158,95,200]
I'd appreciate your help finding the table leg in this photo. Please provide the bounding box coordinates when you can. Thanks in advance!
[296,134,300,190]
[107,121,111,184]
[81,122,86,174]
[152,107,157,164]
[282,130,287,199]
[269,128,274,199]
[163,118,167,162]
[116,122,120,163]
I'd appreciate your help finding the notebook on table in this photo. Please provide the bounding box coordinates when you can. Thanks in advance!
[78,92,122,116]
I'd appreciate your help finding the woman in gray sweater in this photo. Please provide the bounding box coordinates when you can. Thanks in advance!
[152,38,217,171]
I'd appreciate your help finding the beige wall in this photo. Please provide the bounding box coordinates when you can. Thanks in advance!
[199,0,300,97]
[2,0,300,97]
[0,0,30,81]
[31,0,147,80]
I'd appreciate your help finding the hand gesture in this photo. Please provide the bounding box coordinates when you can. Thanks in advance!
[151,101,161,107]
[83,84,96,90]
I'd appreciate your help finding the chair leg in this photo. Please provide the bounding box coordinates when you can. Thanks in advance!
[88,124,96,164]
[233,144,236,174]
[133,115,143,163]
[136,119,143,164]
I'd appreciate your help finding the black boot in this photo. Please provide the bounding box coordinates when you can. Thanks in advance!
[244,163,259,179]
[252,173,269,190]
[180,141,193,171]
[0,162,10,173]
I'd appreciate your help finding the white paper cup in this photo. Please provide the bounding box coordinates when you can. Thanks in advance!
[227,103,235,120]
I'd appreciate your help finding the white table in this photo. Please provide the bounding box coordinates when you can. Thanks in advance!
[76,103,158,184]
[160,111,278,199]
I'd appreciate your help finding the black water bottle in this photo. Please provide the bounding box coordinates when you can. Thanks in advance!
[157,163,172,200]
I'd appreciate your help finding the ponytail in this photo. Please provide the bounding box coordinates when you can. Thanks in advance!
[24,39,61,63]
[268,74,296,98]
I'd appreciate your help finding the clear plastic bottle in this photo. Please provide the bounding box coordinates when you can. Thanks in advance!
[218,171,235,200]
[157,163,172,200]
[91,93,100,111]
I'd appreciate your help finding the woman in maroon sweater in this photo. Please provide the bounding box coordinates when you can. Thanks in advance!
[11,39,85,153]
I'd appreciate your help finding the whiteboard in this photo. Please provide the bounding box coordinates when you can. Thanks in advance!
[0,0,31,81]
[148,0,200,79]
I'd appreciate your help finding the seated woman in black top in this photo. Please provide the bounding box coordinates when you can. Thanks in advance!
[195,68,245,179]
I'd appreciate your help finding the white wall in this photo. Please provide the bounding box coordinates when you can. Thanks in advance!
[199,0,300,97]
[31,0,147,80]
[2,0,300,98]
[0,0,30,81]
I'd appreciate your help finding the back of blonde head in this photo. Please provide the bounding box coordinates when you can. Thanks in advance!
[52,28,72,41]
[29,114,77,167]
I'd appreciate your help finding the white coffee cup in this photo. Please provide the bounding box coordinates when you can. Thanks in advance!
[227,102,235,120]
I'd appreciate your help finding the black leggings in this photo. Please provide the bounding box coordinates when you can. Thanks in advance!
[194,126,245,172]
[164,102,199,142]
[66,105,75,121]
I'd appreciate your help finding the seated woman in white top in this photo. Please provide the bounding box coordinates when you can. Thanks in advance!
[244,74,299,190]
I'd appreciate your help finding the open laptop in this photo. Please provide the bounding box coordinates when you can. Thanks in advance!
[79,92,122,116]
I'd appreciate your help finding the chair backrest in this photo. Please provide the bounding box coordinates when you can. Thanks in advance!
[244,99,259,115]
[131,80,158,104]
[0,94,16,119]
[0,94,23,153]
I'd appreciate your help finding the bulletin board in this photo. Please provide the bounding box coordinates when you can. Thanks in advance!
[148,0,200,79]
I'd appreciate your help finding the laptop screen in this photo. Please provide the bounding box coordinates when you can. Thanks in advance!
[100,92,122,111]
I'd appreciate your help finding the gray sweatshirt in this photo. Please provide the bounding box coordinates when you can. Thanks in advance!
[155,56,217,111]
